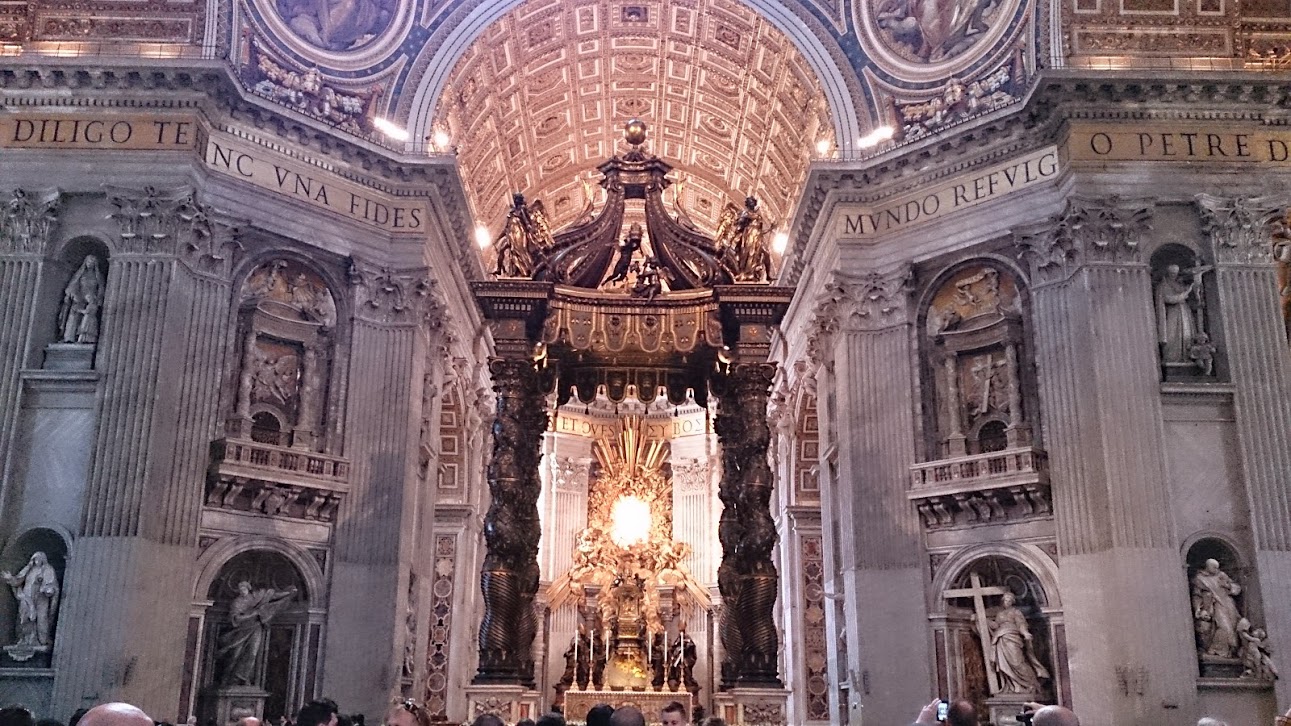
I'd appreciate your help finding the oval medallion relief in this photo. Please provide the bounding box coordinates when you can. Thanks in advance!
[857,0,1024,80]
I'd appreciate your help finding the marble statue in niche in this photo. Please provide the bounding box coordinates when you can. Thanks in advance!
[1192,558,1242,659]
[217,581,297,686]
[1,552,60,656]
[1152,248,1214,377]
[57,256,106,345]
[988,592,1050,694]
[274,0,395,51]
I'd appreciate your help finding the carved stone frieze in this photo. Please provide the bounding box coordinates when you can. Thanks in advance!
[1196,194,1289,266]
[206,438,349,522]
[423,533,459,718]
[347,257,442,326]
[1018,196,1154,283]
[0,188,60,256]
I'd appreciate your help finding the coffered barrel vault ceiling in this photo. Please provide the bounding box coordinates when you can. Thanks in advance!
[434,0,836,237]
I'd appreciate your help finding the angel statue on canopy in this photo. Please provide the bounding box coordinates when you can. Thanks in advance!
[713,196,772,283]
[493,192,555,278]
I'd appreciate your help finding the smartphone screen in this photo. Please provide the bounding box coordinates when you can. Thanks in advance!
[936,701,949,721]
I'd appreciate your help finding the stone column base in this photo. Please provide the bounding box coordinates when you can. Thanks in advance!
[465,684,541,723]
[206,684,268,725]
[712,687,788,725]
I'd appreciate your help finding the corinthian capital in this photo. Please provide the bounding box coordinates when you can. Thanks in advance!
[1019,196,1154,283]
[347,256,444,326]
[0,188,61,255]
[1196,194,1289,265]
[834,266,914,332]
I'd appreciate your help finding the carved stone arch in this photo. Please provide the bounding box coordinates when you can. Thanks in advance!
[231,246,349,320]
[193,535,328,606]
[931,542,1062,614]
[1181,530,1247,570]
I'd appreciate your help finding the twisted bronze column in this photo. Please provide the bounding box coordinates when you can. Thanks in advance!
[475,356,547,684]
[716,361,783,687]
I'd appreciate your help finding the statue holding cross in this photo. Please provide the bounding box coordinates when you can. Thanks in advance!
[944,572,1050,696]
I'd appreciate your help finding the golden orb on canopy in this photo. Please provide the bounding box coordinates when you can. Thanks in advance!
[624,118,648,146]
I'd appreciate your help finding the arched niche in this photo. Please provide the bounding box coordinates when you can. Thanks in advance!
[196,547,324,722]
[0,527,69,668]
[918,259,1036,460]
[930,549,1066,719]
[1149,243,1220,380]
[1183,535,1273,680]
[225,255,342,453]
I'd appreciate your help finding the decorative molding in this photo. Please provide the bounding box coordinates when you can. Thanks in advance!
[1196,194,1289,266]
[346,257,442,326]
[423,533,458,719]
[0,188,60,256]
[837,266,915,332]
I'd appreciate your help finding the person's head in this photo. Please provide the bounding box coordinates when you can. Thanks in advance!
[947,700,977,726]
[0,707,34,726]
[659,702,686,726]
[1001,593,1016,607]
[383,701,428,726]
[1204,558,1220,573]
[584,704,613,726]
[235,718,259,726]
[607,707,645,726]
[296,703,336,726]
[467,716,503,726]
[36,719,63,726]
[1031,705,1080,726]
[514,720,535,726]
[68,709,90,726]
[1197,719,1229,726]
[79,704,153,726]
[534,715,564,726]
[702,720,727,726]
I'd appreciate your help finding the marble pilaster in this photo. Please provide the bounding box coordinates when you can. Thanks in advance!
[50,187,241,719]
[815,266,932,724]
[0,189,61,518]
[323,259,438,717]
[1019,197,1197,725]
[1197,193,1291,706]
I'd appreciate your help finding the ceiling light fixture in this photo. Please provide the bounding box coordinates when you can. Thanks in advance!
[475,225,492,249]
[815,139,832,156]
[432,129,451,150]
[373,117,410,142]
[857,126,895,149]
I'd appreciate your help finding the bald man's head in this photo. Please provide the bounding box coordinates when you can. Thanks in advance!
[78,704,153,726]
[1031,705,1079,726]
[608,707,645,726]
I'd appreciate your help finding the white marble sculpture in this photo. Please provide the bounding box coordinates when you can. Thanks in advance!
[988,592,1050,693]
[1,551,60,649]
[1155,263,1206,367]
[1238,618,1278,680]
[217,581,297,686]
[1192,558,1242,658]
[57,256,106,345]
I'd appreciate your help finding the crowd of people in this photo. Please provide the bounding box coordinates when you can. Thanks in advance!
[6,697,1291,726]
[909,698,1291,726]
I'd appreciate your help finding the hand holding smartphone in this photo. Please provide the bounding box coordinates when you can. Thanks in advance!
[936,700,949,722]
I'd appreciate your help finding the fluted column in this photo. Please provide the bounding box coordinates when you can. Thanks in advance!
[815,266,931,724]
[52,187,241,718]
[0,189,60,500]
[323,260,438,716]
[1197,194,1291,706]
[1019,197,1196,724]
